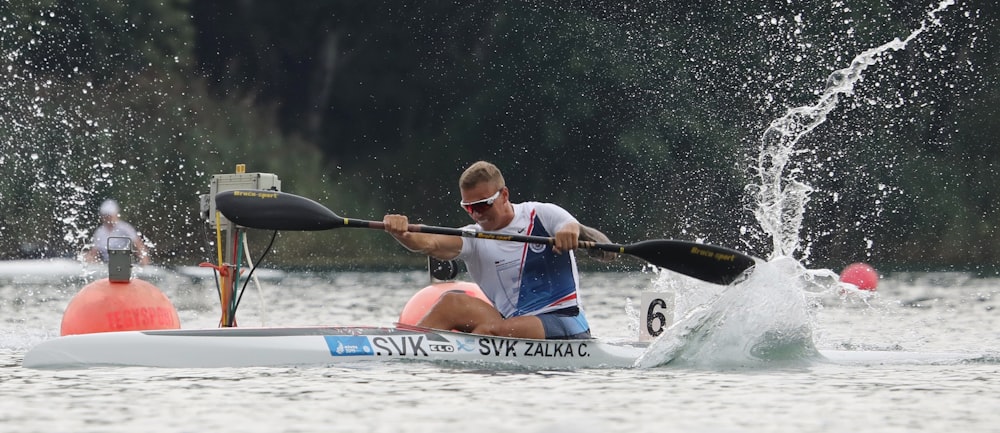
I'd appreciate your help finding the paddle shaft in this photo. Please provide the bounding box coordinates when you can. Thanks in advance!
[343,218,625,252]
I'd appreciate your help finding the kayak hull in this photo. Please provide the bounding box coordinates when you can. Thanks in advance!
[22,326,646,369]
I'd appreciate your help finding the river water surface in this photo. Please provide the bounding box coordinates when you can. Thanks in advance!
[2,268,999,432]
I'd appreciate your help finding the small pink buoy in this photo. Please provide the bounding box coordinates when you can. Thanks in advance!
[398,281,491,326]
[840,262,879,291]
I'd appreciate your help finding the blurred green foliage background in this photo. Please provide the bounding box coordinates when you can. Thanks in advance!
[1,0,997,272]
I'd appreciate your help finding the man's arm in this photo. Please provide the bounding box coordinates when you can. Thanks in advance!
[383,214,463,260]
[579,224,618,262]
[552,222,581,254]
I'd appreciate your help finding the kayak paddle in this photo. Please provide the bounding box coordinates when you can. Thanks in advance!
[215,190,757,285]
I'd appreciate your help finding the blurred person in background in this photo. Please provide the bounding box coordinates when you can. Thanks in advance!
[83,199,151,266]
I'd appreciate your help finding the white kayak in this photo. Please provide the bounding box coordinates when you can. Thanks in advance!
[22,325,644,369]
[21,324,981,370]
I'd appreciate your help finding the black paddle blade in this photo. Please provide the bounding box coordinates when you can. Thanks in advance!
[215,190,342,231]
[622,240,756,285]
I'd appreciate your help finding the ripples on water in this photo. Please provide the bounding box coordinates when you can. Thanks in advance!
[2,269,1000,432]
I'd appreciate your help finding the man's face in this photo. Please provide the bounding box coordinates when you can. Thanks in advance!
[460,183,506,230]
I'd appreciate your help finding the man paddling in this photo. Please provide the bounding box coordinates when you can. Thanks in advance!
[83,199,151,266]
[382,161,615,339]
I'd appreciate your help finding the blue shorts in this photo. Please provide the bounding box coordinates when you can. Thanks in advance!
[537,307,591,340]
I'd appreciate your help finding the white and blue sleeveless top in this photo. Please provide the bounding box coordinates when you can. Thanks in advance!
[457,201,583,319]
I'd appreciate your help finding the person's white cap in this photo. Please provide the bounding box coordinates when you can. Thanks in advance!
[99,199,120,216]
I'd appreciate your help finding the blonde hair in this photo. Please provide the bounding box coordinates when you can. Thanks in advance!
[459,161,505,190]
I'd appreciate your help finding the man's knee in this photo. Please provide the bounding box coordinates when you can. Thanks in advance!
[432,292,470,310]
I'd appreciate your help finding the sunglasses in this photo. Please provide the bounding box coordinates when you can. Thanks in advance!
[460,190,502,214]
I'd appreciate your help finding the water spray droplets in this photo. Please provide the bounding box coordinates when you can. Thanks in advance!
[750,0,957,260]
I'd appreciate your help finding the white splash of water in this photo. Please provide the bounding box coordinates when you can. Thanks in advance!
[1,7,146,257]
[639,0,956,368]
[752,0,955,260]
[637,257,833,368]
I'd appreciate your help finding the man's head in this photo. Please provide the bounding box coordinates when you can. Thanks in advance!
[99,199,120,223]
[459,160,505,192]
[458,161,512,230]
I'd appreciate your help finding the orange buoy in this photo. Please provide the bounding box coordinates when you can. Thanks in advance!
[60,278,180,336]
[839,262,879,291]
[398,281,491,326]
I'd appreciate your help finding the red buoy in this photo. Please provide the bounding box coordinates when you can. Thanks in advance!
[398,281,491,326]
[60,278,180,336]
[839,262,879,291]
